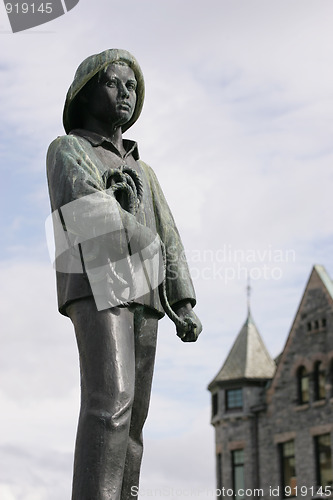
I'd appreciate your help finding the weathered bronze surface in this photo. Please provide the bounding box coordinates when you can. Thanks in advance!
[46,48,202,500]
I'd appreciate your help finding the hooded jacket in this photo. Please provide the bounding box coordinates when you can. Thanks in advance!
[47,49,196,316]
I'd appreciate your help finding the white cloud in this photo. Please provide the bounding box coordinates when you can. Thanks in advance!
[0,485,16,500]
[0,444,72,500]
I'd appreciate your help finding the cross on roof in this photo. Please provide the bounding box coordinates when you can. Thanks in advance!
[247,275,252,315]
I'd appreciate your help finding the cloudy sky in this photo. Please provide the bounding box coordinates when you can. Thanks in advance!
[1,1,333,498]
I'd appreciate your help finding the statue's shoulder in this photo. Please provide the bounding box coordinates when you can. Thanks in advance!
[137,160,157,182]
[48,133,88,155]
[47,134,94,180]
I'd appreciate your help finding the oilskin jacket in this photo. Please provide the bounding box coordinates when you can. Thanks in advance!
[46,129,196,317]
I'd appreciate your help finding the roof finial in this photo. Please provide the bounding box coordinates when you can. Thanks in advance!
[246,273,251,316]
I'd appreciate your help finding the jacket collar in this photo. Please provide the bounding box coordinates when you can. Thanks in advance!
[69,129,140,160]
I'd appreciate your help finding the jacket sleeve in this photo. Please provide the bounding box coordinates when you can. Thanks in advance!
[140,161,196,309]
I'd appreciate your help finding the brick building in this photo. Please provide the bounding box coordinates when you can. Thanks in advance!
[208,265,333,500]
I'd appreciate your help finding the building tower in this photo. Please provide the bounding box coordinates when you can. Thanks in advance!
[207,294,276,498]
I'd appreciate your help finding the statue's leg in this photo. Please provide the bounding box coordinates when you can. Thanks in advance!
[67,297,135,500]
[120,305,159,499]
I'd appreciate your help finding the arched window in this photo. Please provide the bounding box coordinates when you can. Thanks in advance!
[314,361,326,400]
[298,366,309,404]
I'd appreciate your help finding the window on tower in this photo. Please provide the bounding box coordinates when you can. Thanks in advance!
[217,452,222,496]
[232,449,245,500]
[212,393,218,417]
[226,388,243,411]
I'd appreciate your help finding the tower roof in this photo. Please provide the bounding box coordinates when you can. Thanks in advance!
[208,310,276,390]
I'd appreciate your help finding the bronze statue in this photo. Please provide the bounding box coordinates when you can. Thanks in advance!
[46,49,202,500]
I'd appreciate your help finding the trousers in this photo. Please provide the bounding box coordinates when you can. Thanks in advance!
[67,298,159,500]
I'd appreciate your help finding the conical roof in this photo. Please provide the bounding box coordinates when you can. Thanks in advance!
[208,310,276,389]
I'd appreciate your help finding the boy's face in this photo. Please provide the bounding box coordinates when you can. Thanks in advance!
[82,63,137,130]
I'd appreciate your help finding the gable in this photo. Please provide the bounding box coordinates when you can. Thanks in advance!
[267,265,333,404]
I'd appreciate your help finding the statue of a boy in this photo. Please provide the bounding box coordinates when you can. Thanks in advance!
[46,49,202,500]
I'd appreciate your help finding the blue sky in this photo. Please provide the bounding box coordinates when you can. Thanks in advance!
[1,1,333,498]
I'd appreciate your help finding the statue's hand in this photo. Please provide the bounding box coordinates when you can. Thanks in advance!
[173,302,202,342]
